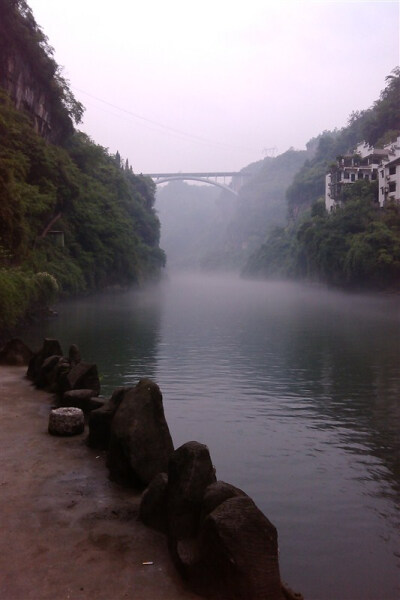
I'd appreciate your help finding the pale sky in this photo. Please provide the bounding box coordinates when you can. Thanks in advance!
[28,0,399,173]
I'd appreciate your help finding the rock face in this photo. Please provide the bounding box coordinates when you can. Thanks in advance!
[0,45,73,142]
[107,379,174,487]
[0,338,33,365]
[60,362,101,396]
[201,481,247,521]
[87,387,128,450]
[139,472,169,533]
[48,407,85,436]
[198,496,284,600]
[167,441,216,542]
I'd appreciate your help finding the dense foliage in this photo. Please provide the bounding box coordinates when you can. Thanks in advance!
[244,182,400,289]
[0,90,164,328]
[244,70,400,290]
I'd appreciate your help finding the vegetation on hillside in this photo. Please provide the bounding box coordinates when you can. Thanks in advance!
[0,90,164,329]
[244,69,400,290]
[0,1,165,331]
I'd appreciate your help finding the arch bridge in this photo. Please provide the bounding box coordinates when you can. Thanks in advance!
[143,171,248,197]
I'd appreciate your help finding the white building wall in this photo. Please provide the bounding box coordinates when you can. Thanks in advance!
[325,173,334,211]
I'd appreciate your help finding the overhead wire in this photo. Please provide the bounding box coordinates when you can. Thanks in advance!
[72,86,260,154]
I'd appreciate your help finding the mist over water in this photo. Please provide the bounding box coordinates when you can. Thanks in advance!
[32,271,400,600]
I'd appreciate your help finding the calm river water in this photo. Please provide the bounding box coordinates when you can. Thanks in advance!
[29,272,400,600]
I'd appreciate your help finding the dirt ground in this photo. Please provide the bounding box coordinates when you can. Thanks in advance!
[0,366,203,600]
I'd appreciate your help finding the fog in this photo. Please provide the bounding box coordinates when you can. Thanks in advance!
[27,0,398,173]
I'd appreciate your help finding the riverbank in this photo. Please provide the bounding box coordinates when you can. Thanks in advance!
[0,366,203,600]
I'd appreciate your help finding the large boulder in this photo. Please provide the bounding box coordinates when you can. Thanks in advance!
[0,338,33,366]
[197,496,285,600]
[139,472,169,532]
[27,338,63,381]
[87,387,128,449]
[201,480,247,521]
[107,379,174,488]
[167,441,216,545]
[59,362,101,396]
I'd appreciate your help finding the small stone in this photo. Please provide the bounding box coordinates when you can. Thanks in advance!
[48,407,85,436]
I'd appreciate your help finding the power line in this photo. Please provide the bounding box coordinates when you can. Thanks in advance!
[72,86,260,153]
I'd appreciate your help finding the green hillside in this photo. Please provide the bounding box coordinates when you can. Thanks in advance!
[244,70,400,290]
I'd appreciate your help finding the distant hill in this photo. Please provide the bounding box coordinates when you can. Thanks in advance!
[156,148,310,271]
[155,180,231,269]
[200,148,310,270]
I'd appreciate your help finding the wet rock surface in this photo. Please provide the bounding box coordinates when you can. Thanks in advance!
[107,379,174,487]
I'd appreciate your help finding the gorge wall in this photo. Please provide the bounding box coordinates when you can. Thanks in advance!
[0,0,74,142]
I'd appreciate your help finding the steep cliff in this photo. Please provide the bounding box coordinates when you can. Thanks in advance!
[0,0,82,142]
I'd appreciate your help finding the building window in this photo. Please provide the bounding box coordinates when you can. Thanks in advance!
[344,171,350,179]
[389,181,396,193]
[372,172,377,180]
[358,172,364,180]
[389,165,396,175]
[351,174,355,182]
[380,170,384,178]
[365,174,369,181]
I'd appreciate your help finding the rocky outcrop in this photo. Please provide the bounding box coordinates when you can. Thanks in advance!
[198,496,284,600]
[140,446,289,600]
[0,42,72,143]
[107,379,174,487]
[27,339,101,399]
[167,442,216,542]
[59,362,101,396]
[0,2,77,143]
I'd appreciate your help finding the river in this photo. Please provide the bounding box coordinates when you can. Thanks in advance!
[27,272,400,600]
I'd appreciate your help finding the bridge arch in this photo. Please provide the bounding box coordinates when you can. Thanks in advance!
[150,175,239,197]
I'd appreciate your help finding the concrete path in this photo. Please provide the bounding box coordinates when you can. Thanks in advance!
[0,366,203,600]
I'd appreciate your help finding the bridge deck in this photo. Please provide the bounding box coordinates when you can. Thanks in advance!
[143,172,244,178]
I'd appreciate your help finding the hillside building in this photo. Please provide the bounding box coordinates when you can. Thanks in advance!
[325,136,400,211]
